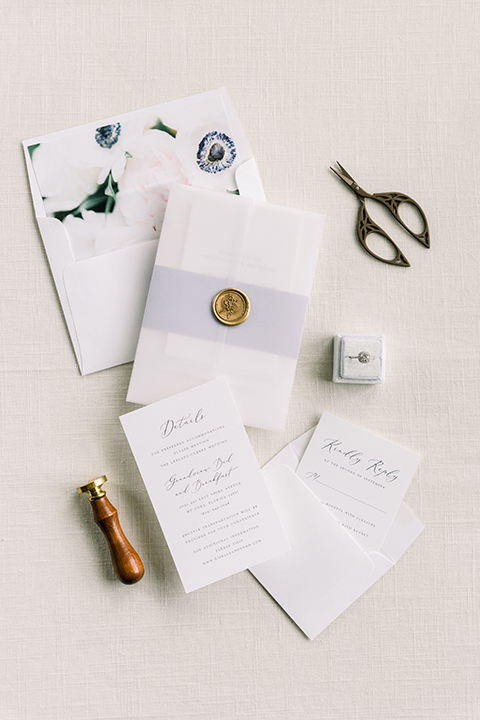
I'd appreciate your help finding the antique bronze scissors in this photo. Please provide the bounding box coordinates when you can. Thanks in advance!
[330,162,430,267]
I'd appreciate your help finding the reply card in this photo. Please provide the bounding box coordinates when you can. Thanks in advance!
[296,412,421,552]
[120,377,290,592]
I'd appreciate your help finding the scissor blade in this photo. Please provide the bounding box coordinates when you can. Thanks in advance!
[330,162,355,188]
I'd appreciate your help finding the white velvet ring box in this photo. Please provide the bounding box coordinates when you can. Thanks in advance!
[332,334,386,384]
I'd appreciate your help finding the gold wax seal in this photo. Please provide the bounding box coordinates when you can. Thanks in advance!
[212,288,250,326]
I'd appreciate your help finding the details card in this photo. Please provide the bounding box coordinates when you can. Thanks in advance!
[296,412,421,552]
[120,377,290,592]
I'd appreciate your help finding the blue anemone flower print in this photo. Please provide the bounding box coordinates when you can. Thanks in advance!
[196,131,236,174]
[95,123,122,149]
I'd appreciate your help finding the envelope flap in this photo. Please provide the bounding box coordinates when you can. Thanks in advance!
[262,446,300,475]
[235,158,266,201]
[380,504,424,563]
[38,216,75,269]
[261,427,316,475]
[23,141,46,217]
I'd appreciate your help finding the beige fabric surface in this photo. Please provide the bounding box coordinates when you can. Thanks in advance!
[1,0,479,718]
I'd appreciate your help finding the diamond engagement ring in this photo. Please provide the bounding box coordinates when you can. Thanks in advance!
[348,351,371,363]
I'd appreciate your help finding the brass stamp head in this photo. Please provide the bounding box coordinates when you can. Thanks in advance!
[77,475,108,501]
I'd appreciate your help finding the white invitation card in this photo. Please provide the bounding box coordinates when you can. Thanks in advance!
[120,377,290,592]
[126,184,324,431]
[296,413,421,552]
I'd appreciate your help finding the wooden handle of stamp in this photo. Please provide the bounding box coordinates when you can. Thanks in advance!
[90,496,144,585]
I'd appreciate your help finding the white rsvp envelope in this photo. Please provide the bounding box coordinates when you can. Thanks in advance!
[120,377,290,593]
[23,88,265,375]
[249,427,424,640]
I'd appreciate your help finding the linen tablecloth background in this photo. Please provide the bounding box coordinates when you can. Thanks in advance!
[1,1,479,718]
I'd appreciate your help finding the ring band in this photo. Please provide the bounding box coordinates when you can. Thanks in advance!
[347,351,372,364]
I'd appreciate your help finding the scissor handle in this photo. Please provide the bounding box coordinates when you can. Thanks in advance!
[357,199,410,267]
[356,191,430,267]
[371,192,430,248]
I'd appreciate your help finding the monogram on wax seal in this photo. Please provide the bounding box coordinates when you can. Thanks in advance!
[212,288,250,326]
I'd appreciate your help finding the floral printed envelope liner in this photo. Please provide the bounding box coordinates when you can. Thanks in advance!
[28,90,256,261]
[23,89,264,374]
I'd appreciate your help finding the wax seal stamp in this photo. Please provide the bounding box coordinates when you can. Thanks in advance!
[212,288,250,326]
[77,475,144,585]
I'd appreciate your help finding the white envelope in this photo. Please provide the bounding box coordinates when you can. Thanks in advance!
[126,184,324,431]
[249,428,424,639]
[23,88,265,375]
